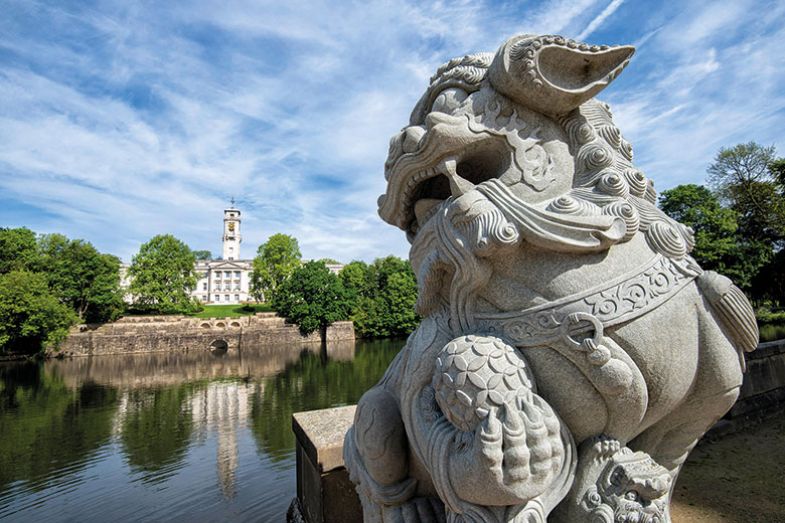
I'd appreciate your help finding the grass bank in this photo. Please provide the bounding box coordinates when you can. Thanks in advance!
[186,303,274,319]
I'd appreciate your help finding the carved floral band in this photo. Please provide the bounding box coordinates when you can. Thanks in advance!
[476,253,701,348]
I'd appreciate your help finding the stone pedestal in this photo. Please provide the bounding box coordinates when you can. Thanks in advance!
[290,406,362,523]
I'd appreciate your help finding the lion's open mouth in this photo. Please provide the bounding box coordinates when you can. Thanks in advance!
[382,135,515,235]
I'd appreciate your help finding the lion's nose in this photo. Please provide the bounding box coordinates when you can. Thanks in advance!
[424,111,455,130]
[401,126,426,153]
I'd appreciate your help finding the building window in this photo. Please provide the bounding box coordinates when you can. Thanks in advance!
[214,294,220,302]
[234,271,241,278]
[202,282,207,291]
[235,294,240,301]
[224,271,231,278]
[224,295,230,302]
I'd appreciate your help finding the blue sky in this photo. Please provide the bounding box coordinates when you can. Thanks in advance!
[1,0,784,263]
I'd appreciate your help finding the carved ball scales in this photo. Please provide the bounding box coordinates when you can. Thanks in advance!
[433,335,535,432]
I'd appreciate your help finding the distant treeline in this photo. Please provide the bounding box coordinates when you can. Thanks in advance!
[249,234,418,338]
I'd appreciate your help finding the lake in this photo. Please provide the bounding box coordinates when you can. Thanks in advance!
[0,339,404,522]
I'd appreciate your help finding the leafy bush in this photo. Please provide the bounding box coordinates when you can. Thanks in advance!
[272,261,353,334]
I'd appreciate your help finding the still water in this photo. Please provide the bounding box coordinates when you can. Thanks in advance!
[0,339,404,522]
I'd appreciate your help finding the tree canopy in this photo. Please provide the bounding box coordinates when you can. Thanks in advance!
[192,250,212,261]
[38,234,124,323]
[341,256,419,338]
[0,270,77,353]
[0,227,39,274]
[707,142,785,244]
[128,234,198,313]
[271,261,353,334]
[660,142,785,305]
[0,228,124,352]
[250,234,301,302]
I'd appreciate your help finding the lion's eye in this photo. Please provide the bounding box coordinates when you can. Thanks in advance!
[431,88,468,114]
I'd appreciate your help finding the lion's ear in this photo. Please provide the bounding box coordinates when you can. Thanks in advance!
[488,35,634,116]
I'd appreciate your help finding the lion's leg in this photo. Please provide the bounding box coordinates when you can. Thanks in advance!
[628,304,743,515]
[630,386,739,474]
[346,382,448,523]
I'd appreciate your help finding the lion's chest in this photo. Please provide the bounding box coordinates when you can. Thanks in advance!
[478,234,656,312]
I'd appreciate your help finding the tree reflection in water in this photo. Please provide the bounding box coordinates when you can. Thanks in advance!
[0,338,404,522]
[120,384,199,483]
[0,364,118,492]
[250,339,403,463]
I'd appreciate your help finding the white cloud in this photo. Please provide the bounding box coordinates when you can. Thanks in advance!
[1,0,782,265]
[577,0,625,40]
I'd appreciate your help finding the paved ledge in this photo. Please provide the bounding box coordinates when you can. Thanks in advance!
[293,406,356,473]
[292,406,361,523]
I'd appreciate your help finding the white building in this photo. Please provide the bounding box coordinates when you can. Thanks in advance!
[121,204,343,305]
[192,205,254,305]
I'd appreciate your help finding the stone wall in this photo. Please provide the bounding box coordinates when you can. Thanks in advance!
[58,312,355,356]
[710,338,785,435]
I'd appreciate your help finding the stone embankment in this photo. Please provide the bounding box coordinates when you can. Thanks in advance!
[710,338,785,434]
[58,312,355,356]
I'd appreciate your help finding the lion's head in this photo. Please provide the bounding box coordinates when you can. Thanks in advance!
[377,34,695,329]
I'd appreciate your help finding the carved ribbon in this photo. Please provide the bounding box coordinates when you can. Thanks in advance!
[476,253,700,348]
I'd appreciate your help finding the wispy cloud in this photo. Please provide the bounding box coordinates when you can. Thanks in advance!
[577,0,625,40]
[0,0,783,263]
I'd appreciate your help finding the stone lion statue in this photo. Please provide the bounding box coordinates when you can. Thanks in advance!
[344,33,758,523]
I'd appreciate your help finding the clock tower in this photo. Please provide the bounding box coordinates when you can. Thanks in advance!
[222,200,241,260]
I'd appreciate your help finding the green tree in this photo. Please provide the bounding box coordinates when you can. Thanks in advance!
[339,261,371,298]
[0,227,39,274]
[752,249,785,306]
[707,142,785,243]
[38,234,124,323]
[0,270,77,353]
[769,158,785,189]
[128,234,198,313]
[272,261,353,334]
[192,250,212,261]
[384,271,419,335]
[250,234,301,302]
[342,256,419,338]
[659,184,773,292]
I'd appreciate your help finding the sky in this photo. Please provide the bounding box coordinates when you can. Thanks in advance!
[1,0,784,263]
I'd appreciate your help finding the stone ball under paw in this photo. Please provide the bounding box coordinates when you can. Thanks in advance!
[432,335,534,432]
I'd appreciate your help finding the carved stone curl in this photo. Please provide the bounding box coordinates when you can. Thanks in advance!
[346,31,758,523]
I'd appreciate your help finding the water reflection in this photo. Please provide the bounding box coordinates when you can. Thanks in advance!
[0,338,403,522]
